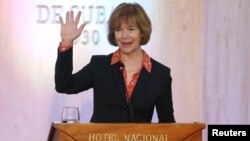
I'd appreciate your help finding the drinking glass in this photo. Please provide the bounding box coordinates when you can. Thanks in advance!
[61,107,80,123]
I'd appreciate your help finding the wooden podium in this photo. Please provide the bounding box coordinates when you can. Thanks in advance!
[48,122,206,141]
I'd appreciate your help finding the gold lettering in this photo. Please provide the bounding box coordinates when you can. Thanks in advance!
[88,133,119,141]
[88,133,95,141]
[124,134,168,141]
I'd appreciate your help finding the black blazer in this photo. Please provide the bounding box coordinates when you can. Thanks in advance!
[55,49,175,123]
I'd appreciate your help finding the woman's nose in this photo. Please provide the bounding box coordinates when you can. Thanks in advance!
[121,30,128,38]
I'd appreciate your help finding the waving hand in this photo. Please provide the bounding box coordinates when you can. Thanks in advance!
[59,11,87,46]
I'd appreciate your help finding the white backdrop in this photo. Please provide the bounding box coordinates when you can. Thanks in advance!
[1,0,249,141]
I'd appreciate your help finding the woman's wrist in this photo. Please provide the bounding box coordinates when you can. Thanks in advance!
[58,41,73,52]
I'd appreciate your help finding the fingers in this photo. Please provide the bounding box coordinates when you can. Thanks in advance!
[70,11,74,23]
[78,22,87,34]
[66,11,74,23]
[75,11,81,25]
[65,11,69,23]
[59,16,64,25]
[61,11,86,31]
[64,11,80,24]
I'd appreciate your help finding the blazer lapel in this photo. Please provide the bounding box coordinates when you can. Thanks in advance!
[110,62,128,104]
[130,68,150,102]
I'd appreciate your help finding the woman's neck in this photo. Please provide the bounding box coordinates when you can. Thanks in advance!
[120,49,143,71]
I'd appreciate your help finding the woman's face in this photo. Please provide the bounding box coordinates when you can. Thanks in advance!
[114,21,142,55]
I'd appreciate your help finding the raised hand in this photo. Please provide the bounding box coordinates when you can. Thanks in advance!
[59,11,87,46]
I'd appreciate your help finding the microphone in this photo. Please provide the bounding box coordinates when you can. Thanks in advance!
[119,65,124,72]
[118,63,134,122]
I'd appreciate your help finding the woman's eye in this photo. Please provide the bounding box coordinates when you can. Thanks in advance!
[115,28,121,32]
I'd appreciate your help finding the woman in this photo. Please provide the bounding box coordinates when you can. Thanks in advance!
[55,2,175,123]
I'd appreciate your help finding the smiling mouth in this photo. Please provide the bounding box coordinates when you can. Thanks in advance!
[121,42,132,46]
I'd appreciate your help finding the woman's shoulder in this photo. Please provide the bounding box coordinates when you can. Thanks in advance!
[150,58,172,83]
[90,53,113,65]
[151,58,171,73]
